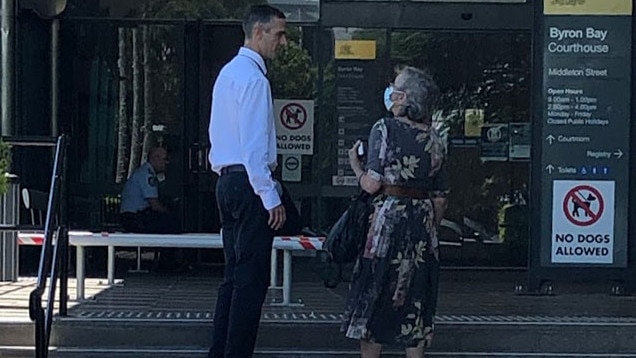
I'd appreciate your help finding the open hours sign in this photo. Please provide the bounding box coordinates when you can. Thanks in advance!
[551,180,615,264]
[274,99,314,155]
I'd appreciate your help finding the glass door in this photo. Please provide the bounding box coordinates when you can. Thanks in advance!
[60,20,188,232]
[320,28,532,267]
[183,24,245,233]
[391,30,532,267]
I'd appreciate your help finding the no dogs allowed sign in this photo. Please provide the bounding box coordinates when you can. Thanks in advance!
[551,180,615,264]
[274,99,314,155]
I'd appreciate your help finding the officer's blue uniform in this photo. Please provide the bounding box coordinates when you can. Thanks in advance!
[120,162,159,214]
[120,162,178,234]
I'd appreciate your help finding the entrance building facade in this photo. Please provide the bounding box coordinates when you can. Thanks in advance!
[6,0,635,274]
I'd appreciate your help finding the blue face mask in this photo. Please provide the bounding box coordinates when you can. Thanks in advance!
[383,86,394,111]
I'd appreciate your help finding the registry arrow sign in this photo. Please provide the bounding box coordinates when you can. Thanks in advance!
[614,149,623,159]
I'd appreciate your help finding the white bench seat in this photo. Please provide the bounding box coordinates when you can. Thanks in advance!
[18,231,325,307]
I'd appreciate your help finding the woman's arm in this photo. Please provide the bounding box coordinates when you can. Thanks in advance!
[431,197,446,227]
[349,120,386,195]
[348,143,382,194]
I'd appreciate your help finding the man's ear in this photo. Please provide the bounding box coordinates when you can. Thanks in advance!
[252,22,265,40]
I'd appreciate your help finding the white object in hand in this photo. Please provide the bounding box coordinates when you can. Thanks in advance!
[357,143,365,157]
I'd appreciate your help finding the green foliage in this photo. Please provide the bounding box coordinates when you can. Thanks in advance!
[284,26,303,44]
[65,0,265,19]
[143,0,265,19]
[269,40,317,99]
[150,0,227,18]
[391,31,431,67]
[0,141,11,195]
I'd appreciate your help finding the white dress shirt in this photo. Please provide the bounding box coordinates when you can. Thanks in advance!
[208,47,281,210]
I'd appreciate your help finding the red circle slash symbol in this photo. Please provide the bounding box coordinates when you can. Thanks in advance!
[280,103,307,130]
[562,185,604,227]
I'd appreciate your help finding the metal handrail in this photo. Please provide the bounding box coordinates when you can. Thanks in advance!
[21,134,69,358]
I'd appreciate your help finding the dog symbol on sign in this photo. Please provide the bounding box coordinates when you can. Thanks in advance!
[280,103,307,130]
[572,193,596,218]
[563,185,604,227]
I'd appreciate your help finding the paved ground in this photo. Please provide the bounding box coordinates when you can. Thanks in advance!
[3,257,636,323]
[0,277,119,322]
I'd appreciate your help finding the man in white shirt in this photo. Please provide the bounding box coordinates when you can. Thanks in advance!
[207,5,288,358]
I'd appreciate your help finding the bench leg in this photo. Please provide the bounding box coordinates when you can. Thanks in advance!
[282,250,292,305]
[137,247,142,271]
[269,249,303,307]
[76,246,84,301]
[128,246,148,273]
[108,245,115,285]
[270,248,277,288]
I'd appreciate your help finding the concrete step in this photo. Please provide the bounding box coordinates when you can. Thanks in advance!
[47,318,636,355]
[0,347,36,358]
[3,347,636,358]
[0,321,34,347]
[5,316,636,356]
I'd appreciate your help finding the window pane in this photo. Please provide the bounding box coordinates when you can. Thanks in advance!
[391,30,531,266]
[60,21,186,229]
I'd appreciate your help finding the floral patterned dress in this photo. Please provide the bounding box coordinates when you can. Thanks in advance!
[341,117,448,348]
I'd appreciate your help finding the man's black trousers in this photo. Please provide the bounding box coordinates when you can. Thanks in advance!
[209,171,274,358]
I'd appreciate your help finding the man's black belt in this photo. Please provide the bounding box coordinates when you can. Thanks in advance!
[122,208,151,216]
[220,164,246,175]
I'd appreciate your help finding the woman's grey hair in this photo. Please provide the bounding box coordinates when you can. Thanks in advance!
[395,66,439,124]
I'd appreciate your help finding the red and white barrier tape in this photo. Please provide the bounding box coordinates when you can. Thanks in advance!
[277,236,325,250]
[17,231,325,251]
[17,232,45,245]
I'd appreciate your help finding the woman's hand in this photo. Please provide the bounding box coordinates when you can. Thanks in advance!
[348,140,381,194]
[348,140,362,169]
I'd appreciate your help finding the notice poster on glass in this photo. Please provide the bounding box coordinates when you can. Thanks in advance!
[464,108,485,138]
[509,122,531,160]
[480,124,509,162]
[332,40,379,186]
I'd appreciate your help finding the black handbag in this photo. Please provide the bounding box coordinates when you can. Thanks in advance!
[275,181,303,236]
[323,192,374,264]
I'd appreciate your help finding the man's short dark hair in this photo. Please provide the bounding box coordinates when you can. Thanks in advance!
[243,5,285,39]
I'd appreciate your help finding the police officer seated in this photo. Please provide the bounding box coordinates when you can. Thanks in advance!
[120,147,182,271]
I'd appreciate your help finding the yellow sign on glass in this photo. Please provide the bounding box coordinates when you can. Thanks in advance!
[334,40,377,60]
[544,0,632,15]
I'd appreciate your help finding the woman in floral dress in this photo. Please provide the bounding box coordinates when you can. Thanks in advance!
[344,66,448,358]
